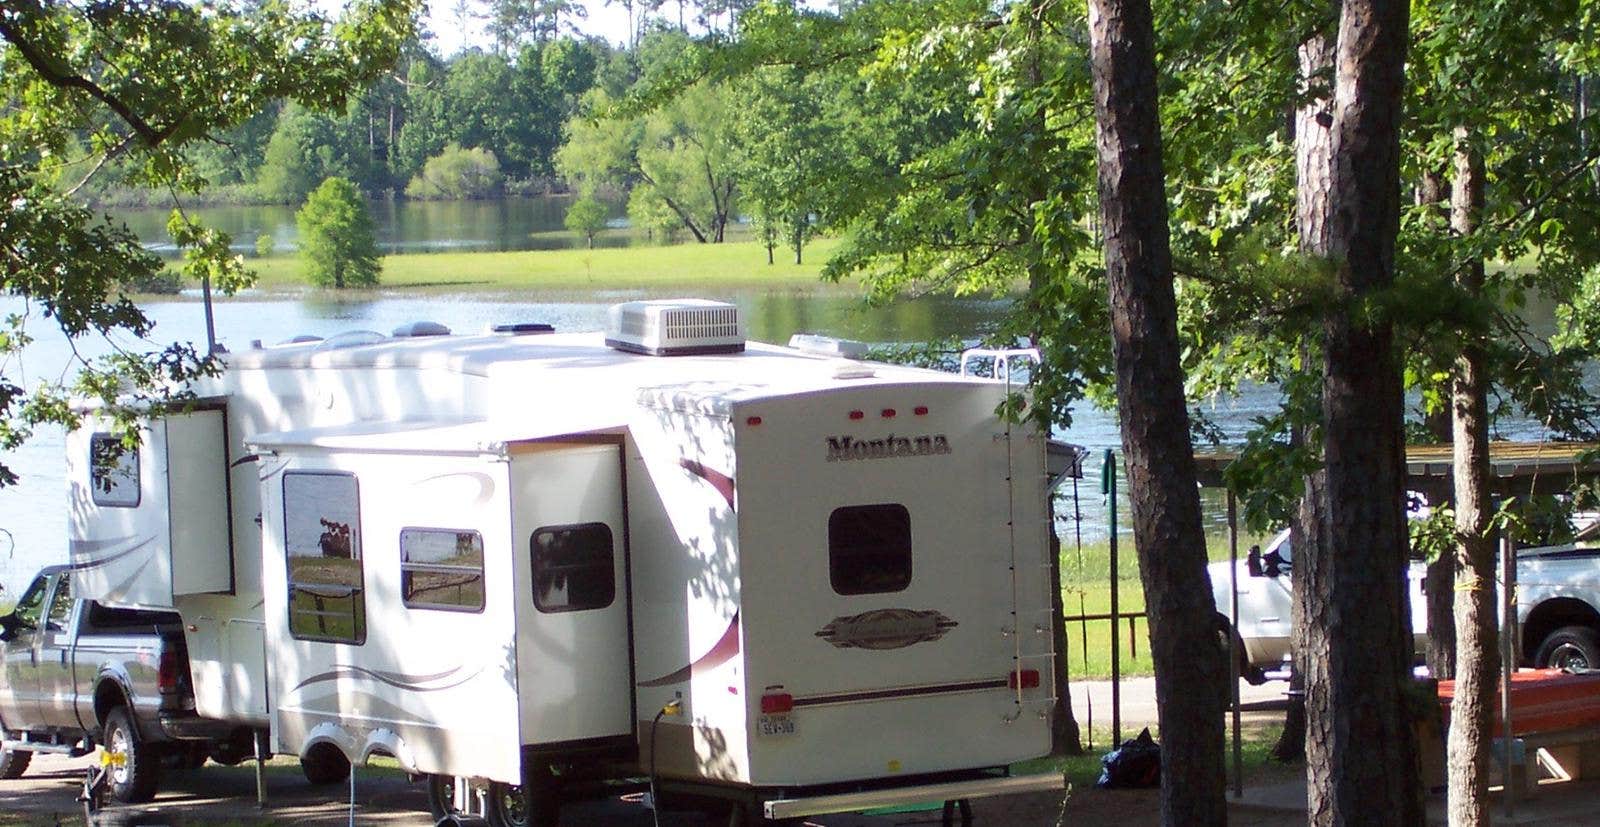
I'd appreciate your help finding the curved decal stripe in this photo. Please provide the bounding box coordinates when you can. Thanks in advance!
[679,459,735,511]
[639,612,741,688]
[291,664,483,694]
[65,536,155,571]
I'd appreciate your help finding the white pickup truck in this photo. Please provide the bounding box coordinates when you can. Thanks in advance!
[1211,531,1600,680]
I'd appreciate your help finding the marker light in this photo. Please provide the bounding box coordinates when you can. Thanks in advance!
[881,408,896,418]
[760,690,795,714]
[1008,669,1041,690]
[848,410,865,421]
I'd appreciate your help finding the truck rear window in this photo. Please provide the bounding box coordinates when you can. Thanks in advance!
[829,504,913,595]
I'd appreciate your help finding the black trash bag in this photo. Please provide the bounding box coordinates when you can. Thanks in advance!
[1096,727,1161,789]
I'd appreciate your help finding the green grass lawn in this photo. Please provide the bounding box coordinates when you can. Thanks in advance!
[237,237,845,294]
[1060,530,1273,681]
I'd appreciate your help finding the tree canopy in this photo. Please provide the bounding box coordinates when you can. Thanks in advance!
[0,0,419,483]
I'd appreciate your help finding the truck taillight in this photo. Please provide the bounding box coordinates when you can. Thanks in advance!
[760,689,794,714]
[1008,669,1041,690]
[158,650,181,695]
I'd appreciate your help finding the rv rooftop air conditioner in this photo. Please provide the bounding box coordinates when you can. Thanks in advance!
[605,299,745,356]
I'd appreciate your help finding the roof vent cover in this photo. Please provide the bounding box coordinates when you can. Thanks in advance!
[606,299,745,356]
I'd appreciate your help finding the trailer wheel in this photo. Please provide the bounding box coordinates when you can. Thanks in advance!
[487,763,558,827]
[0,740,31,779]
[1534,625,1600,671]
[103,706,161,803]
[301,743,351,785]
[427,774,464,821]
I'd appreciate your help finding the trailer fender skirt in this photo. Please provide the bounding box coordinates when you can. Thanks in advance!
[301,723,360,764]
[762,772,1065,820]
[360,728,419,775]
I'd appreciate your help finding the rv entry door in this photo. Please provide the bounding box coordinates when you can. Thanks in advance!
[509,441,633,748]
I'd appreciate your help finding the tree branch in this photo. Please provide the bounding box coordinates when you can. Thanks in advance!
[0,17,177,147]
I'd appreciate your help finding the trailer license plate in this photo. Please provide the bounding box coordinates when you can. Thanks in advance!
[758,713,796,737]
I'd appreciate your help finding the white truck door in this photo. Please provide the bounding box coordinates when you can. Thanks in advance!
[510,441,633,747]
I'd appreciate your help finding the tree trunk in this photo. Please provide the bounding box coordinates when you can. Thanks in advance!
[1416,167,1457,683]
[1274,24,1334,765]
[1086,0,1226,822]
[1306,1,1423,824]
[1445,125,1497,827]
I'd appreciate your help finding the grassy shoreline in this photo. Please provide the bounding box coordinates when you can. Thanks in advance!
[223,237,850,295]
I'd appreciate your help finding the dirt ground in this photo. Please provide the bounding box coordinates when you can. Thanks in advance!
[0,752,1312,827]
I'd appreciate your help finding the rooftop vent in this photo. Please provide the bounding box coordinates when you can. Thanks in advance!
[392,321,451,337]
[606,299,744,357]
[789,333,868,359]
[491,322,555,335]
[314,330,386,351]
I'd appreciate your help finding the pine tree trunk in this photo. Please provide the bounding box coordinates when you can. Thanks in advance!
[1276,25,1334,766]
[1417,166,1457,683]
[1086,0,1226,822]
[1306,1,1423,823]
[1445,125,1497,827]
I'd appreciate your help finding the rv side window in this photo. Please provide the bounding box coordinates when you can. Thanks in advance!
[400,528,485,612]
[283,472,366,644]
[829,504,913,595]
[89,434,140,508]
[530,523,615,613]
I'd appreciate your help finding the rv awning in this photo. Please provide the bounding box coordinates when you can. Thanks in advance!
[246,416,625,456]
[1193,441,1600,500]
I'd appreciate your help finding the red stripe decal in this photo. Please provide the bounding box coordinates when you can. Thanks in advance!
[639,612,741,688]
[680,459,735,510]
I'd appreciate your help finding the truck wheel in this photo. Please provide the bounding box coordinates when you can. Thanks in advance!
[0,741,31,779]
[1214,613,1267,686]
[104,706,161,803]
[300,743,351,785]
[1534,625,1600,671]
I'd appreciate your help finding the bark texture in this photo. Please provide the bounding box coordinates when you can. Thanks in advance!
[1445,126,1497,827]
[1277,29,1335,765]
[1306,0,1424,823]
[1086,0,1226,822]
[1419,167,1457,683]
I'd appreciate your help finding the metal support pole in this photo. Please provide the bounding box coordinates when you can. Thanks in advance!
[254,728,268,808]
[1228,491,1242,798]
[1500,532,1517,819]
[1103,449,1121,746]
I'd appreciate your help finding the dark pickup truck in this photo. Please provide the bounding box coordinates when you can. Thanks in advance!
[0,566,229,802]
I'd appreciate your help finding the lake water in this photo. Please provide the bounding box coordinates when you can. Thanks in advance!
[116,196,685,257]
[0,286,1289,597]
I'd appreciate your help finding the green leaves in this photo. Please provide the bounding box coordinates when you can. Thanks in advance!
[0,0,418,484]
[296,177,381,289]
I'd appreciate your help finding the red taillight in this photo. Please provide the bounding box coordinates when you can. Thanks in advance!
[760,691,794,714]
[158,650,181,695]
[1008,669,1040,690]
[746,416,762,426]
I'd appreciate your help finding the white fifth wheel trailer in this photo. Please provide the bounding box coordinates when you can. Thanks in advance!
[65,300,1066,825]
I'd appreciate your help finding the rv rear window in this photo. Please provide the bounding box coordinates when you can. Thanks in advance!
[90,434,140,508]
[400,528,485,612]
[283,471,366,644]
[829,504,913,595]
[531,523,615,613]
